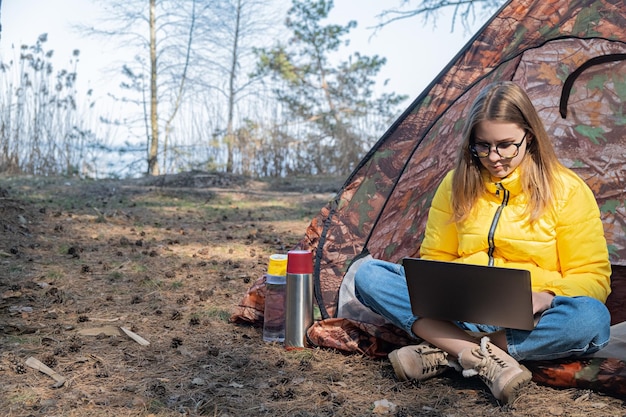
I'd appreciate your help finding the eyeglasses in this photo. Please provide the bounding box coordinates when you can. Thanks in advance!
[469,133,527,160]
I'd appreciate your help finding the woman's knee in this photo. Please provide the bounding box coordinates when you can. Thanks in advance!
[554,296,610,337]
[354,259,379,295]
[354,259,402,296]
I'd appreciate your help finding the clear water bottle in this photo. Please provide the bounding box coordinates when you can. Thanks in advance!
[262,254,288,342]
[284,250,314,349]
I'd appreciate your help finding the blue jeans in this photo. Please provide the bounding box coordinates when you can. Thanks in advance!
[354,259,610,361]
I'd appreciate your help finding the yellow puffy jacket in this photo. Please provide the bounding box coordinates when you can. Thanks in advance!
[420,168,611,302]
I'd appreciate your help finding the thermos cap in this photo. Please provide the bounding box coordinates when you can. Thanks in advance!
[267,254,288,276]
[287,250,313,274]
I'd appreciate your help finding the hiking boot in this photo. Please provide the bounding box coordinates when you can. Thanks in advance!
[388,342,453,381]
[458,337,532,404]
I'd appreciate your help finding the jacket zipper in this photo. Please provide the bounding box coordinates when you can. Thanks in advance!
[487,183,509,266]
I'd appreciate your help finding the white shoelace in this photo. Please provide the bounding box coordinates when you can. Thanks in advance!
[461,337,507,383]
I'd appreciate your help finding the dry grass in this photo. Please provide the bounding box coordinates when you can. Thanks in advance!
[0,172,624,417]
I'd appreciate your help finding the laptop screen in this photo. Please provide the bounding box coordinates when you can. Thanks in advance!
[402,258,535,331]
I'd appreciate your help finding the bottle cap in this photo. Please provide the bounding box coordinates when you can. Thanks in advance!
[287,250,313,274]
[267,254,288,276]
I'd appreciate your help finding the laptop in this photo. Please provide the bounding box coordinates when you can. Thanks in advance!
[402,257,536,331]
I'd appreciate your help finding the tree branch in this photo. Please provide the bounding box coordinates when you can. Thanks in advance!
[372,0,503,33]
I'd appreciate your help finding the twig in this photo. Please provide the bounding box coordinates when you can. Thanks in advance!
[120,327,150,346]
[88,317,123,322]
[25,357,67,388]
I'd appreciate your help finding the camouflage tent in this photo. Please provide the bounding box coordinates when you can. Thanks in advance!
[234,0,626,398]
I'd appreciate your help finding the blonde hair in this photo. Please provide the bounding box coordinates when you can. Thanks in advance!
[451,82,564,223]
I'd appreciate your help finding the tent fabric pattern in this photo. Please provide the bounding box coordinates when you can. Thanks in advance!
[527,357,626,398]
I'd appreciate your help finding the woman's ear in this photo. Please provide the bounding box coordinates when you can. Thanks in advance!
[526,131,534,144]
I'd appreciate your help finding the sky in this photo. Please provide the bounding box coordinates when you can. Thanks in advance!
[329,1,488,98]
[1,0,489,104]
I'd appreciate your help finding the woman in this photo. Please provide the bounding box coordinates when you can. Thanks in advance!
[354,82,611,405]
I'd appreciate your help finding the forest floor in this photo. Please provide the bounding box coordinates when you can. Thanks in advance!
[0,171,624,417]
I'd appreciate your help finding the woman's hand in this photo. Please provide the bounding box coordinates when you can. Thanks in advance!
[532,291,555,315]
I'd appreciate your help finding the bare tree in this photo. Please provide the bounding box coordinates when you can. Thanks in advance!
[79,0,280,176]
[148,0,159,175]
[161,0,197,175]
[191,0,280,174]
[376,0,505,32]
[79,0,203,176]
